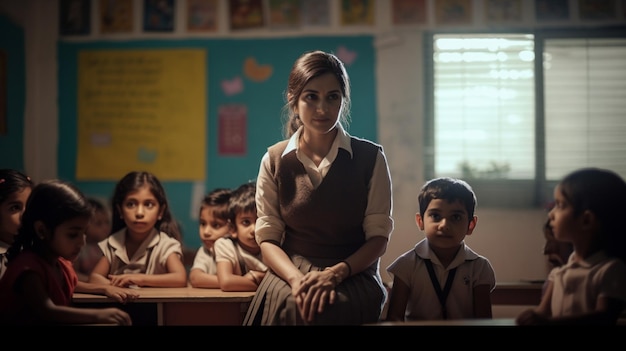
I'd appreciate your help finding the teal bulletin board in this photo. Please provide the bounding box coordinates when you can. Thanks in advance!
[57,36,378,250]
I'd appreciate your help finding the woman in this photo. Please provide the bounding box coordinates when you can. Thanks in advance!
[243,50,394,325]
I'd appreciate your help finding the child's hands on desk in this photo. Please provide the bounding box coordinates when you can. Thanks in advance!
[516,308,549,325]
[102,285,140,303]
[95,307,133,326]
[108,273,143,289]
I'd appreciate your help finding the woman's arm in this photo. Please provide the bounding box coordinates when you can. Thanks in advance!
[259,241,303,287]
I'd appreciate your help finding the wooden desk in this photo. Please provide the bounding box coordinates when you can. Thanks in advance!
[491,282,543,306]
[73,287,255,326]
[374,318,517,326]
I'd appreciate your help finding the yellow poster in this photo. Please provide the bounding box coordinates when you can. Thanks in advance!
[76,49,206,181]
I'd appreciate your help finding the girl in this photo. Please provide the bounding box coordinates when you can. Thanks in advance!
[516,168,626,325]
[0,179,132,325]
[0,169,34,278]
[89,171,187,288]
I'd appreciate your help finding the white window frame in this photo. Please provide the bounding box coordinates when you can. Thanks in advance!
[424,27,626,208]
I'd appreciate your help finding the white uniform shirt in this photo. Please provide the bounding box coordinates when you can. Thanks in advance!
[98,228,182,275]
[387,238,496,320]
[191,246,217,274]
[214,237,267,275]
[548,250,626,316]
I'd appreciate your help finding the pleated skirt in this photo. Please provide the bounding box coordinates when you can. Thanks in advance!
[243,254,387,325]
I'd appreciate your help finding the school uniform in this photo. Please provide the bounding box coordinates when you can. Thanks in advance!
[244,126,393,325]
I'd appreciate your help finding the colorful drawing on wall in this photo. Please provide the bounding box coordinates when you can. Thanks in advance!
[268,0,301,29]
[391,0,426,25]
[0,51,5,135]
[221,76,244,96]
[301,0,330,26]
[76,49,206,181]
[59,0,91,35]
[218,104,247,156]
[341,0,376,26]
[100,0,133,34]
[243,57,273,82]
[229,0,265,30]
[485,0,522,23]
[579,0,617,20]
[336,46,358,67]
[435,0,473,25]
[187,0,219,32]
[535,0,569,21]
[143,0,175,32]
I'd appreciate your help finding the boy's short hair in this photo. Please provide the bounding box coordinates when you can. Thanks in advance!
[228,181,256,223]
[201,188,232,221]
[418,177,477,220]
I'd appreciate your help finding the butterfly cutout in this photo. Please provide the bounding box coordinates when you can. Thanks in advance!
[336,45,357,66]
[222,76,244,96]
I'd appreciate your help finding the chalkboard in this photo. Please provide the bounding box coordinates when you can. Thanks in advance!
[58,36,378,249]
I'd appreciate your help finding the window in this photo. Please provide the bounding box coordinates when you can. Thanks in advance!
[425,28,626,208]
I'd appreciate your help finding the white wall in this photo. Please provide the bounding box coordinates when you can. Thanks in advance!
[5,0,623,284]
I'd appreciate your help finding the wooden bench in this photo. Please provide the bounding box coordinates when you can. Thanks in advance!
[73,286,255,326]
[491,281,542,306]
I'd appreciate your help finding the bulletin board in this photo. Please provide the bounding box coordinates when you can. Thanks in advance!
[76,49,207,180]
[57,36,378,249]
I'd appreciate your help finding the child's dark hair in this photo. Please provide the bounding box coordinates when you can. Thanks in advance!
[558,168,626,261]
[110,171,181,242]
[228,181,256,224]
[0,169,34,205]
[88,197,108,214]
[418,177,477,221]
[6,179,92,262]
[200,188,232,221]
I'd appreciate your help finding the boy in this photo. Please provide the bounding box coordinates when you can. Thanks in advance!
[385,177,496,321]
[189,188,233,288]
[215,181,267,292]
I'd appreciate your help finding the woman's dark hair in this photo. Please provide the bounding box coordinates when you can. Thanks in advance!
[0,169,34,205]
[283,50,352,138]
[6,179,92,262]
[110,171,181,241]
[558,167,626,261]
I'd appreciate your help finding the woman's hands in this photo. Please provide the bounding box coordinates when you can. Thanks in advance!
[293,269,338,323]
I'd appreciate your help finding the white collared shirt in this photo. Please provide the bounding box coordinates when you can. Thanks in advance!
[255,125,394,244]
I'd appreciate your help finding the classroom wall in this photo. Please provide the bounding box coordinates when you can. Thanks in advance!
[2,0,625,285]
